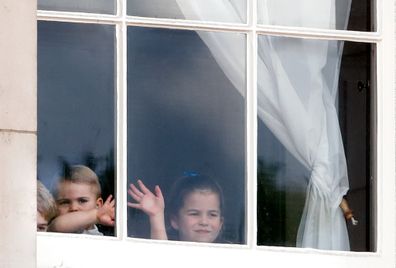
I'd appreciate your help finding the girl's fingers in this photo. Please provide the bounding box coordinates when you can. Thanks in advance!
[127,202,141,209]
[130,183,144,197]
[154,185,163,200]
[137,180,151,194]
[128,188,142,201]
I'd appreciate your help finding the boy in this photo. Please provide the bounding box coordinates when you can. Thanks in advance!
[37,180,57,232]
[48,165,115,235]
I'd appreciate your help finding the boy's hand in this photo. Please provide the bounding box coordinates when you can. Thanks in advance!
[127,180,164,217]
[97,195,115,226]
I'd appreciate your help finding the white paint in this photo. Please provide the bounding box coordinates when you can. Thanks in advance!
[0,0,394,267]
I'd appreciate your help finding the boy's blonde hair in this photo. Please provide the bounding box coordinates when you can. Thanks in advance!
[59,165,102,198]
[37,180,57,222]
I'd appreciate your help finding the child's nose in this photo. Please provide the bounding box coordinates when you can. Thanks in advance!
[199,215,209,225]
[69,202,79,212]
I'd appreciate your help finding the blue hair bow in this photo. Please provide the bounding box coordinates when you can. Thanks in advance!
[183,171,199,177]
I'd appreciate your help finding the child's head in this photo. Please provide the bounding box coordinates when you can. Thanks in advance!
[37,180,57,231]
[56,165,103,216]
[168,174,224,243]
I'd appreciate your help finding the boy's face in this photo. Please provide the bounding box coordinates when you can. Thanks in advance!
[56,181,103,215]
[37,212,48,232]
[171,190,223,243]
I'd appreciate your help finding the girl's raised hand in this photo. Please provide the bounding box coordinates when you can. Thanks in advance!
[127,180,164,217]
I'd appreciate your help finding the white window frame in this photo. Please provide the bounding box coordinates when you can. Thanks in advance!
[32,0,395,267]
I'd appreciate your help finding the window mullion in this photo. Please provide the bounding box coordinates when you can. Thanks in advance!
[117,0,123,17]
[256,25,381,43]
[246,0,258,248]
[116,1,128,238]
[246,29,258,247]
[37,9,121,24]
[124,16,250,33]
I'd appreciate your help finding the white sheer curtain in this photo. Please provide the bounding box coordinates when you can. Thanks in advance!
[176,0,351,250]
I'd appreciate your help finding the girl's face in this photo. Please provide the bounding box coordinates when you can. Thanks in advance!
[171,190,223,243]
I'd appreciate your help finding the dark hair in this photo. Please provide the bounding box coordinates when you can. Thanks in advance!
[167,174,224,219]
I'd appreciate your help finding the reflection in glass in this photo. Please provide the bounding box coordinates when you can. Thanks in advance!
[38,0,115,15]
[127,0,246,23]
[127,27,246,244]
[257,0,372,31]
[38,21,115,236]
[256,35,373,251]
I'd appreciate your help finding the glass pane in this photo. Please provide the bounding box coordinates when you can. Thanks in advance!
[258,0,373,31]
[38,0,116,15]
[37,21,116,236]
[127,0,247,23]
[256,35,374,251]
[127,27,246,244]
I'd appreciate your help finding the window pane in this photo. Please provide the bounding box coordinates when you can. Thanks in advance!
[127,27,246,244]
[38,21,116,236]
[38,0,116,15]
[127,0,247,23]
[257,35,374,251]
[258,0,373,31]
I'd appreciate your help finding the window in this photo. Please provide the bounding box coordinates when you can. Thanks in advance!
[38,0,116,14]
[38,21,116,236]
[34,0,395,267]
[256,38,374,251]
[126,27,246,243]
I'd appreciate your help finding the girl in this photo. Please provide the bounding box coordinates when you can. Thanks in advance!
[128,174,224,243]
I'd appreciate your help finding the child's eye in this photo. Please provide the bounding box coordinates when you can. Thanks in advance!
[37,225,47,232]
[209,212,220,218]
[57,200,69,206]
[78,198,88,204]
[187,211,199,216]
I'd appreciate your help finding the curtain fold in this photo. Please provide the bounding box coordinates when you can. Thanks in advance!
[176,0,351,250]
[257,35,350,250]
